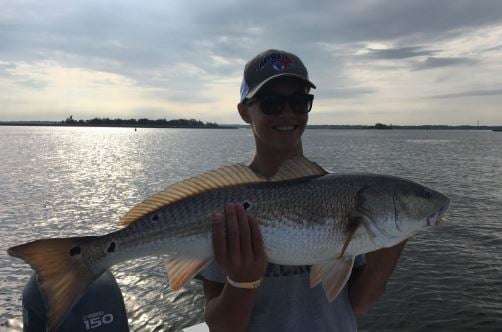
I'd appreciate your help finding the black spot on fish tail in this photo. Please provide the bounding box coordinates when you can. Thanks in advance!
[69,246,81,256]
[152,214,159,221]
[107,242,116,253]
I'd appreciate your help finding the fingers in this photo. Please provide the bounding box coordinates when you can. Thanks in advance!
[212,212,227,268]
[225,203,241,266]
[212,202,268,280]
[248,213,265,258]
[235,203,252,258]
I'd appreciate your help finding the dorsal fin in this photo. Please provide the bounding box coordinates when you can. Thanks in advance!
[269,156,328,181]
[118,156,328,226]
[118,163,265,226]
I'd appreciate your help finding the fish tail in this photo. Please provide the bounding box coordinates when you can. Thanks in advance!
[8,236,103,331]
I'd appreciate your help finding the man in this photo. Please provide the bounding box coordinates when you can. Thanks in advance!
[199,49,406,331]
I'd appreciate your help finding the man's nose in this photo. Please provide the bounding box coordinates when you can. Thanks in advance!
[280,102,295,115]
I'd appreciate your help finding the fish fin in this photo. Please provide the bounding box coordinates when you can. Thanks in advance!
[339,214,364,257]
[317,257,355,302]
[8,237,100,332]
[118,156,327,227]
[309,263,325,288]
[269,156,328,182]
[119,164,266,226]
[164,257,212,290]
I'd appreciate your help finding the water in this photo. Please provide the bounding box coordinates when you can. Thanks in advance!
[0,126,501,331]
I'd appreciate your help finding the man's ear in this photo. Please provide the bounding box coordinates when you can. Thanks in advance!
[237,103,251,124]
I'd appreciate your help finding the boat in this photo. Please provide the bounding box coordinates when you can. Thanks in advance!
[183,322,209,331]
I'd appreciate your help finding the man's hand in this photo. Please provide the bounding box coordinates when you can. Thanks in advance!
[203,203,268,332]
[212,202,268,283]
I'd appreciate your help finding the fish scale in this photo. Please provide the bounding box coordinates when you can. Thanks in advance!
[101,174,429,266]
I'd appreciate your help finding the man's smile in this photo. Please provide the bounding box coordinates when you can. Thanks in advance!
[272,125,299,132]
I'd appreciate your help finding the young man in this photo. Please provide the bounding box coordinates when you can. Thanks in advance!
[199,49,406,331]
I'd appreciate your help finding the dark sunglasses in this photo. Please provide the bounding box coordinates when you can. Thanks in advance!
[245,93,314,114]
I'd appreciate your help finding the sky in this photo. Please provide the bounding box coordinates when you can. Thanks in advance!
[1,0,502,125]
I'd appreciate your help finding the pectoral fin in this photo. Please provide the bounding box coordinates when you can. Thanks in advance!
[309,263,325,288]
[340,213,365,257]
[164,257,211,290]
[310,257,355,302]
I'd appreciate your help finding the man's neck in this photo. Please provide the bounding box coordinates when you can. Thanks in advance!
[249,144,304,178]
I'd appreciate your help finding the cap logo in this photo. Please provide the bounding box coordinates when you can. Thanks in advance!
[258,53,294,71]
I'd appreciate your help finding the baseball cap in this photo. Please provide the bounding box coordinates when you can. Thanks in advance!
[239,49,316,102]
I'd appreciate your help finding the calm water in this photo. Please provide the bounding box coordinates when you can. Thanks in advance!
[0,126,501,331]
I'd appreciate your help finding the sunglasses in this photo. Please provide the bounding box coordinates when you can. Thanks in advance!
[245,93,314,115]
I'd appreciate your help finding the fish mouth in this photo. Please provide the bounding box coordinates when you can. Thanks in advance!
[427,205,449,226]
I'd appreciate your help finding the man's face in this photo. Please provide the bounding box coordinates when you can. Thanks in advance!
[241,78,310,153]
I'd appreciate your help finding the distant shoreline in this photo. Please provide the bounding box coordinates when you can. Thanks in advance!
[1,122,501,131]
[305,124,502,130]
[0,117,239,129]
[0,122,237,129]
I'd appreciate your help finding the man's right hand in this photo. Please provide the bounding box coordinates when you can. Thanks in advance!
[212,202,268,283]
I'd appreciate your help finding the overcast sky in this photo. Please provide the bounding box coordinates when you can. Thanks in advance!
[1,0,502,125]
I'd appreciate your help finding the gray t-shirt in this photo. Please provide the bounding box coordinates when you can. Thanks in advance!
[199,256,365,332]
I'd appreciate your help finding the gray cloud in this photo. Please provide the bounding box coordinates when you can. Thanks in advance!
[318,87,376,99]
[428,88,502,99]
[0,63,48,89]
[366,47,437,59]
[0,62,17,79]
[151,89,218,104]
[482,44,502,52]
[1,0,502,122]
[15,79,48,90]
[191,0,502,46]
[130,107,178,120]
[413,57,478,70]
[3,1,502,73]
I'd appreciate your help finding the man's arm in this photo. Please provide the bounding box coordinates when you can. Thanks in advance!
[203,279,259,332]
[348,240,407,316]
[203,203,268,332]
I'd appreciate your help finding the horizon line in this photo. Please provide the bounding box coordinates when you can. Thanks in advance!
[1,120,502,128]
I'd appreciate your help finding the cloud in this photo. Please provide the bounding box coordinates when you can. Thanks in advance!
[366,47,437,59]
[482,44,502,52]
[428,88,502,99]
[318,87,376,99]
[1,1,502,123]
[0,62,17,75]
[130,107,178,120]
[15,79,48,89]
[413,57,478,70]
[0,62,49,90]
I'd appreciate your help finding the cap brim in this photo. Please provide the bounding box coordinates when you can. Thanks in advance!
[243,74,316,101]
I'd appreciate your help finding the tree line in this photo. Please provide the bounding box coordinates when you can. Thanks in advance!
[63,116,221,128]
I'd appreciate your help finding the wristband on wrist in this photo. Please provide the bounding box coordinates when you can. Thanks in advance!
[226,276,262,289]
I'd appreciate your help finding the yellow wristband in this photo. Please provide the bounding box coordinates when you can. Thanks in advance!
[226,276,262,289]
